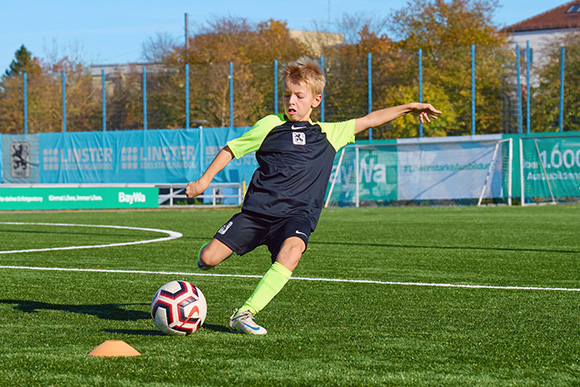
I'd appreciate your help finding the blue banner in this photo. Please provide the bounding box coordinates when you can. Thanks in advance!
[1,128,258,185]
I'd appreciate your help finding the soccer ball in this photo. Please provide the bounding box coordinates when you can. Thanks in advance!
[150,280,207,336]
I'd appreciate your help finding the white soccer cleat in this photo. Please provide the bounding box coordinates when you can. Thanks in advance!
[229,309,267,335]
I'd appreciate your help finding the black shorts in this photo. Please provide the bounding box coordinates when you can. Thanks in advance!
[213,211,311,262]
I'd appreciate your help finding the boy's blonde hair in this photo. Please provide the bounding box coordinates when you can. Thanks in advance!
[281,57,326,96]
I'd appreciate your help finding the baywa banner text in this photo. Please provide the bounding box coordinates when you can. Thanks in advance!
[0,187,159,210]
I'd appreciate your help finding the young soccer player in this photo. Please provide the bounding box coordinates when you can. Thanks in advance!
[186,57,441,335]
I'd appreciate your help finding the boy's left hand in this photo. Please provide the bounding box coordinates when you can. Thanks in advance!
[411,103,442,124]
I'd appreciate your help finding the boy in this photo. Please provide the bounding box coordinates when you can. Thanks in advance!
[186,57,441,335]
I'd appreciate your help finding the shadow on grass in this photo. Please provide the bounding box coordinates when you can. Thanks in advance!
[105,323,229,336]
[0,299,150,321]
[0,299,230,335]
[104,328,165,336]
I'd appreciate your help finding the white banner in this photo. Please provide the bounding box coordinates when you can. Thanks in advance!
[396,136,502,200]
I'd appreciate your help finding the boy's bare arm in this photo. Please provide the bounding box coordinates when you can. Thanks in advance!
[186,146,235,198]
[354,102,441,134]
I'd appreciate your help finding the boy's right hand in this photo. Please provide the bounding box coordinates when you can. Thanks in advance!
[186,179,208,199]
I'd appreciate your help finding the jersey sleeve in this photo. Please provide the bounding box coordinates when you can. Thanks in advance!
[227,114,285,159]
[319,119,356,151]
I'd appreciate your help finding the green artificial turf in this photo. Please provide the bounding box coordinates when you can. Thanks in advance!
[0,205,579,386]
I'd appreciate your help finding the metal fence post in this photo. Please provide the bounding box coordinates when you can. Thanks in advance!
[516,45,523,133]
[526,41,531,134]
[368,52,373,140]
[320,56,325,122]
[102,69,106,131]
[559,46,565,132]
[62,71,67,132]
[185,64,190,129]
[274,59,278,115]
[23,73,28,134]
[143,66,147,130]
[418,49,423,137]
[229,62,234,128]
[471,44,476,135]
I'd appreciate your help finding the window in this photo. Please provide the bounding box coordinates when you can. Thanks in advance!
[566,4,580,13]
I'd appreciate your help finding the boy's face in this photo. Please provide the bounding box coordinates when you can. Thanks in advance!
[283,79,322,122]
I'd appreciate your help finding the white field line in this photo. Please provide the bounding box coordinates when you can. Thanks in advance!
[1,222,579,292]
[0,222,182,254]
[0,265,579,292]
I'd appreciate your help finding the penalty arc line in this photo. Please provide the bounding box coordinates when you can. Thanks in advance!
[0,265,579,292]
[0,222,182,254]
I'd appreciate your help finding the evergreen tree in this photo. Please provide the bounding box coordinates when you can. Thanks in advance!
[5,45,38,77]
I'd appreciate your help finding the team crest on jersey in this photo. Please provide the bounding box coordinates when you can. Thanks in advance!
[218,221,233,235]
[292,132,306,146]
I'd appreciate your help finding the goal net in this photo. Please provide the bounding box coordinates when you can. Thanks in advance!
[520,135,580,206]
[325,137,513,207]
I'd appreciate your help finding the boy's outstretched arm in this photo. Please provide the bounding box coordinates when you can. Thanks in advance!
[354,102,441,134]
[186,146,235,198]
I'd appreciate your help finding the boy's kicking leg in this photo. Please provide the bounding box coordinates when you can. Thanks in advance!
[197,238,233,270]
[229,237,305,335]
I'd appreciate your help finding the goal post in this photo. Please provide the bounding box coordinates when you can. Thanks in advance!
[325,136,513,207]
[519,134,580,206]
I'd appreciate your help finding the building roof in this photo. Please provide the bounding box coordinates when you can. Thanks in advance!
[503,1,580,32]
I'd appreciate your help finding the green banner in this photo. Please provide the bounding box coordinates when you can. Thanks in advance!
[521,137,580,200]
[0,187,159,210]
[328,145,397,205]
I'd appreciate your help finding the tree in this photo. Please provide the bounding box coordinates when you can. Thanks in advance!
[335,13,389,45]
[141,33,177,63]
[140,17,311,128]
[5,45,41,77]
[532,33,580,132]
[0,46,43,133]
[323,24,397,134]
[0,46,100,133]
[388,0,512,136]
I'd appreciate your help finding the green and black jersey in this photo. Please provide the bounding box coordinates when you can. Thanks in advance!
[228,114,355,231]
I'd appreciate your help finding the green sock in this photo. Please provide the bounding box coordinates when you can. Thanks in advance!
[239,262,292,315]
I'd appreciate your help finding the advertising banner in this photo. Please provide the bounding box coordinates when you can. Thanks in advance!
[1,134,40,184]
[328,145,398,204]
[0,187,159,210]
[327,135,508,204]
[521,136,580,199]
[39,130,199,184]
[0,127,258,185]
[396,138,501,200]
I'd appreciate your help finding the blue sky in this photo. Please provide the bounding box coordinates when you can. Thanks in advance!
[0,1,561,72]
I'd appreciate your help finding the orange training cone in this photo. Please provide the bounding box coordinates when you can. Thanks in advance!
[88,340,141,357]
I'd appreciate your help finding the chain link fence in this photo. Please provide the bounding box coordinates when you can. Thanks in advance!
[1,45,578,137]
